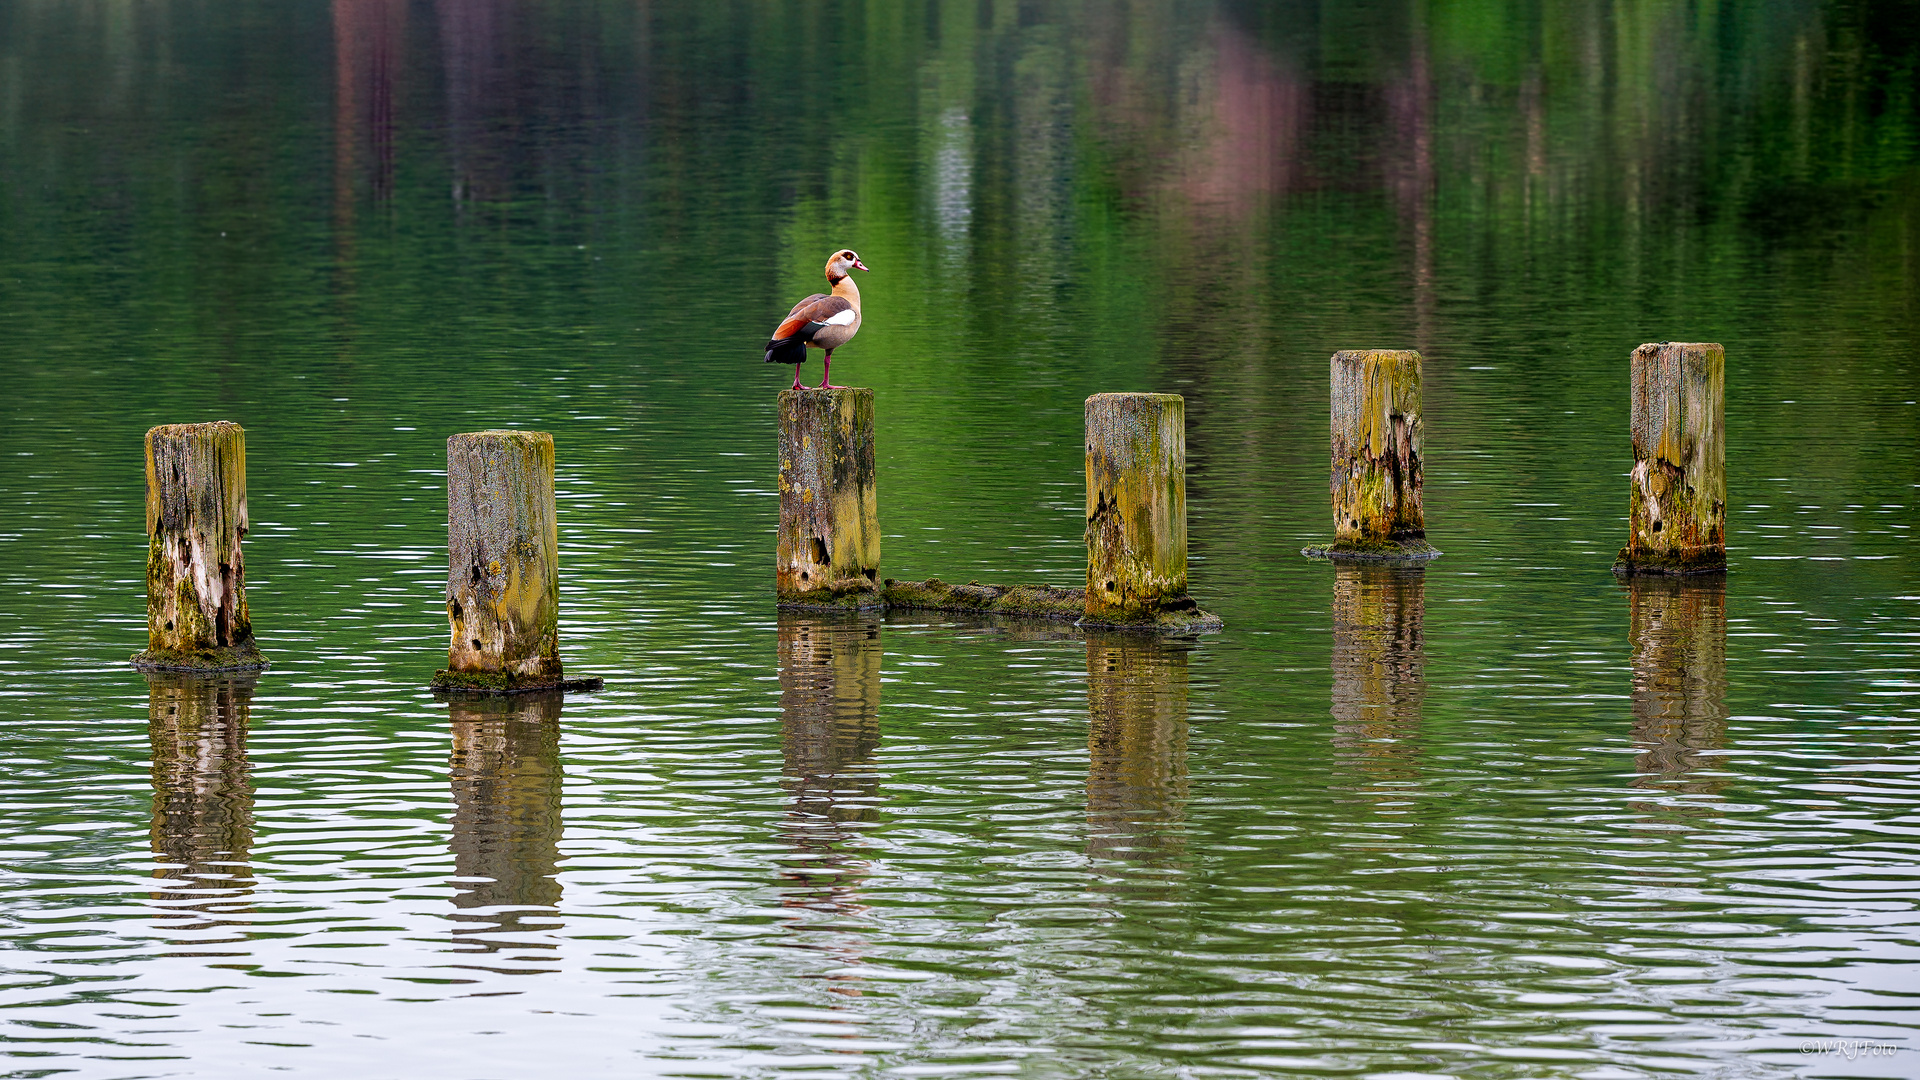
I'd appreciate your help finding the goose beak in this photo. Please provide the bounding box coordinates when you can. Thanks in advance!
[853,258,870,272]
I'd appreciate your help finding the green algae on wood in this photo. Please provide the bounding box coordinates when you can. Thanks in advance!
[1084,393,1221,629]
[1615,343,1726,575]
[1310,350,1440,562]
[132,422,266,672]
[432,431,584,693]
[777,388,881,610]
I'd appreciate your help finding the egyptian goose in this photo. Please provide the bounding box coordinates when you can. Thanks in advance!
[764,249,868,390]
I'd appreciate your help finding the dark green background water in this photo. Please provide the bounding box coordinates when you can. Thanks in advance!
[2,1,1917,1076]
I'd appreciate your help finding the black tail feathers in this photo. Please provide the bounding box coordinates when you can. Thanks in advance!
[765,337,808,366]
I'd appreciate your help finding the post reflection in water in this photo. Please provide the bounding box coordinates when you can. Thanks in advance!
[148,674,257,939]
[1330,565,1427,798]
[1086,632,1190,870]
[1625,576,1729,804]
[447,692,565,968]
[776,616,883,993]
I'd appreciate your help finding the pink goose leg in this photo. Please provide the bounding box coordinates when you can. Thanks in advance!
[791,363,804,391]
[818,350,842,390]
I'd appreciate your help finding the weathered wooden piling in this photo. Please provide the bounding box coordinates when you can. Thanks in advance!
[1306,350,1437,561]
[1083,393,1220,630]
[777,388,881,610]
[133,422,266,672]
[1615,342,1726,574]
[432,431,599,694]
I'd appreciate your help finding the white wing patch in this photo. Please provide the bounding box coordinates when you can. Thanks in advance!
[823,308,859,326]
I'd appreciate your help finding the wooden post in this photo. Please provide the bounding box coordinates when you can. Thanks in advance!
[434,431,597,693]
[449,693,564,919]
[777,389,881,610]
[1615,342,1726,574]
[1084,393,1219,630]
[147,672,256,902]
[133,422,266,671]
[1309,349,1437,560]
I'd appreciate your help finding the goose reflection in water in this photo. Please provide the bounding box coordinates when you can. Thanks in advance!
[1086,632,1191,876]
[1625,576,1729,815]
[1330,565,1427,801]
[147,673,257,945]
[447,692,565,971]
[777,616,883,995]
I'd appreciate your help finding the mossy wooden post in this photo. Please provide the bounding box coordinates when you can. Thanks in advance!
[1084,393,1220,630]
[433,431,573,693]
[1615,343,1726,574]
[777,388,881,610]
[1307,350,1438,560]
[133,422,265,671]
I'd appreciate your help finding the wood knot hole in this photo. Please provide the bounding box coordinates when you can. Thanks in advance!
[810,537,829,565]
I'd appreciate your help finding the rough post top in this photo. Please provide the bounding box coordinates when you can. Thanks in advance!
[778,386,873,399]
[449,429,553,448]
[1332,348,1422,364]
[146,420,244,439]
[1634,341,1723,355]
[1086,392,1184,406]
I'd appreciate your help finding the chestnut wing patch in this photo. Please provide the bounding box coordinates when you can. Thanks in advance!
[773,295,854,342]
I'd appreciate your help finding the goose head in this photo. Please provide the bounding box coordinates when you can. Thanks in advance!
[825,249,869,283]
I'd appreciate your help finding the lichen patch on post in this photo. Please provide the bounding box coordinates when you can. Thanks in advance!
[132,422,265,672]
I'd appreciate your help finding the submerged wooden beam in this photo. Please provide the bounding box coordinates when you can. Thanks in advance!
[1615,342,1726,574]
[133,422,266,672]
[1084,393,1220,631]
[432,431,599,694]
[882,578,1085,621]
[777,388,881,610]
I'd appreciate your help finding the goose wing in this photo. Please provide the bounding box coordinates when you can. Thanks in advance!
[772,294,856,341]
